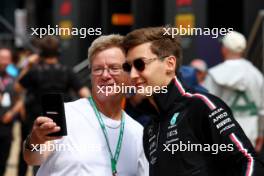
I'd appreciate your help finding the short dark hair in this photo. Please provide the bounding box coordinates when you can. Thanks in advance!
[123,27,182,74]
[39,36,60,58]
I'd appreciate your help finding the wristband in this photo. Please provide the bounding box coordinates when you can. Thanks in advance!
[24,134,40,152]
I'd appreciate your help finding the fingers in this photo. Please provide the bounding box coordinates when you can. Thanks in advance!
[39,123,61,136]
[39,121,57,129]
[32,116,62,143]
[35,116,53,126]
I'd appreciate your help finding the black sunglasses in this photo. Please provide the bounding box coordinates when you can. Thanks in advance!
[122,56,168,72]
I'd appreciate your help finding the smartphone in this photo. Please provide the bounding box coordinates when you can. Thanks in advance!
[41,93,67,136]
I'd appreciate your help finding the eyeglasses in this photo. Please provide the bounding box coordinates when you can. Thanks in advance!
[122,56,168,72]
[91,65,123,75]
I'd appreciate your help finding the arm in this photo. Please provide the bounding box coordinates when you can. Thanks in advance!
[23,116,62,165]
[2,98,23,124]
[14,54,39,94]
[202,96,264,175]
[17,54,39,82]
[2,78,26,124]
[14,81,25,94]
[256,80,264,152]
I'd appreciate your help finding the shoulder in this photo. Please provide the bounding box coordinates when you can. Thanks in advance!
[208,60,244,77]
[65,98,89,106]
[243,60,264,79]
[188,91,232,116]
[63,98,98,132]
[209,62,226,73]
[19,67,39,85]
[123,111,144,135]
[188,92,217,110]
[65,98,91,108]
[64,98,91,116]
[59,64,73,73]
[60,64,71,73]
[186,92,241,137]
[24,66,39,76]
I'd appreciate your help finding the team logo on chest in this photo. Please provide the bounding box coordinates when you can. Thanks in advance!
[170,112,179,126]
[166,112,180,143]
[168,112,180,129]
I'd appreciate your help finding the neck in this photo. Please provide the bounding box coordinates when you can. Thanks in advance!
[165,74,175,85]
[44,57,58,64]
[224,54,242,60]
[148,75,175,113]
[149,97,160,113]
[92,94,123,120]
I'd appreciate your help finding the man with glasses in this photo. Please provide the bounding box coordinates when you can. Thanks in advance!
[23,35,148,176]
[122,27,264,175]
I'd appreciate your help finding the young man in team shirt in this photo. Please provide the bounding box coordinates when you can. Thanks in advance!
[122,27,264,176]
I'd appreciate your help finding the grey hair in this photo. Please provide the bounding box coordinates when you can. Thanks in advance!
[87,34,125,68]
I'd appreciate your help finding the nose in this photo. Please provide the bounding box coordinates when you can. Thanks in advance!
[101,68,112,80]
[130,66,140,79]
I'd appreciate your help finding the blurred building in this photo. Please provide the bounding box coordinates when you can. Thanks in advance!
[0,0,264,71]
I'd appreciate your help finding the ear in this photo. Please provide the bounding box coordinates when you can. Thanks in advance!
[164,56,176,75]
[221,46,229,60]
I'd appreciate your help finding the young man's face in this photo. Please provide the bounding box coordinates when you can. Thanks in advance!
[126,42,171,96]
[91,47,127,100]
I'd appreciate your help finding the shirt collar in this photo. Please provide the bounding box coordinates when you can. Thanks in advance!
[152,76,191,120]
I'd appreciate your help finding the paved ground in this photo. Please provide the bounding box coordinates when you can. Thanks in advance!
[4,122,33,176]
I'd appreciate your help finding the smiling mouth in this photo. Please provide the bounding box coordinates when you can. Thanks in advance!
[99,83,115,87]
[135,82,145,87]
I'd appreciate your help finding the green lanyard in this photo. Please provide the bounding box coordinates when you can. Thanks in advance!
[88,97,125,175]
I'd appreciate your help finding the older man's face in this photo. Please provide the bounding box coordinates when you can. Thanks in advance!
[90,47,127,100]
[0,49,12,72]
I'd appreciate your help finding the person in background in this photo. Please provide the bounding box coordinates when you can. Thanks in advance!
[15,36,90,176]
[204,31,264,152]
[0,47,23,176]
[179,65,208,93]
[190,58,208,86]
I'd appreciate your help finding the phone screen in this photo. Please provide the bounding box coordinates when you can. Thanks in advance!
[41,93,67,136]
